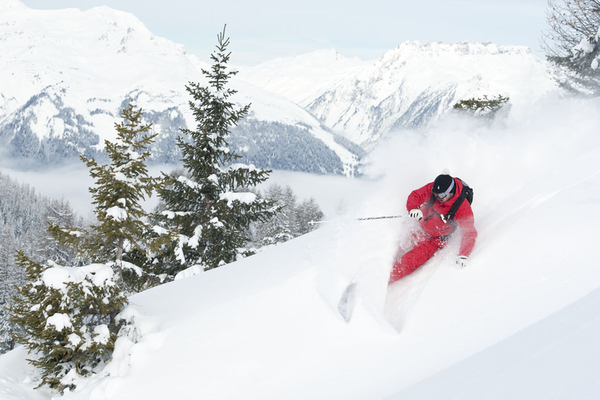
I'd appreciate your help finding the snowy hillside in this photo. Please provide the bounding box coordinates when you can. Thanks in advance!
[245,41,556,150]
[1,90,599,399]
[0,0,357,173]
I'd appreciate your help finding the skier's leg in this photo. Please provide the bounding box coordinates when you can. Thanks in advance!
[389,237,441,283]
[391,230,420,268]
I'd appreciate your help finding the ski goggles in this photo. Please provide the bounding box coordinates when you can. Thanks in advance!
[433,179,454,199]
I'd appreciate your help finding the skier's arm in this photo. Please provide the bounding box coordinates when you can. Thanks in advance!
[406,183,433,212]
[455,206,477,257]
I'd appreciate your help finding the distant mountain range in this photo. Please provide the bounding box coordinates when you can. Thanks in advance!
[0,0,556,174]
[242,42,556,151]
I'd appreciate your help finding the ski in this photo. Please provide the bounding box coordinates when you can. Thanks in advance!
[337,282,358,322]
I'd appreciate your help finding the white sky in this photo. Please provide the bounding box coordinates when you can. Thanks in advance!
[19,0,550,65]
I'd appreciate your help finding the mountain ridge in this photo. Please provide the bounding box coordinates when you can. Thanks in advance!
[244,40,556,149]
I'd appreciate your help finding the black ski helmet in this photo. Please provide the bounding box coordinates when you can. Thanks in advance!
[432,174,454,195]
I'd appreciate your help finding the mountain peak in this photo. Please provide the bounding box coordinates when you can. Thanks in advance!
[0,0,27,11]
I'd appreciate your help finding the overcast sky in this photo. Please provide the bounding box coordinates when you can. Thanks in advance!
[20,0,550,65]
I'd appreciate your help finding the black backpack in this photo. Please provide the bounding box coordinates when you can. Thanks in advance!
[429,178,473,223]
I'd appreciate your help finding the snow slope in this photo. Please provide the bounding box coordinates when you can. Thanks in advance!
[1,62,600,400]
[390,286,600,399]
[240,49,368,108]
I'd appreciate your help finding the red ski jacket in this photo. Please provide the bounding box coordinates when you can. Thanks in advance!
[406,178,477,257]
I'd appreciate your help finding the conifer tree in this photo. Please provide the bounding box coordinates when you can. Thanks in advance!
[248,184,324,247]
[295,197,324,236]
[0,231,18,354]
[49,105,169,280]
[10,251,127,393]
[452,94,510,119]
[543,0,600,95]
[5,105,162,389]
[157,26,275,273]
[255,184,295,246]
[38,199,82,266]
[0,306,16,354]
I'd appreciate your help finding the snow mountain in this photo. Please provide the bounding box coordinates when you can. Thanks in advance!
[0,1,560,173]
[0,0,357,174]
[244,41,556,150]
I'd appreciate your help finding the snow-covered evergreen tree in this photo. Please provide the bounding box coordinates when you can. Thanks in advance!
[0,171,96,355]
[255,184,295,246]
[4,106,168,390]
[294,197,325,236]
[0,172,46,259]
[0,173,87,354]
[38,198,83,266]
[0,307,16,354]
[0,231,19,354]
[156,27,274,273]
[48,105,169,282]
[9,251,127,393]
[249,184,324,248]
[452,95,511,120]
[544,0,600,95]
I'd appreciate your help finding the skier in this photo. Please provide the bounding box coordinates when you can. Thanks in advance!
[389,174,477,284]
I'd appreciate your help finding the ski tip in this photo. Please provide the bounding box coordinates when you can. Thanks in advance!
[337,282,358,323]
